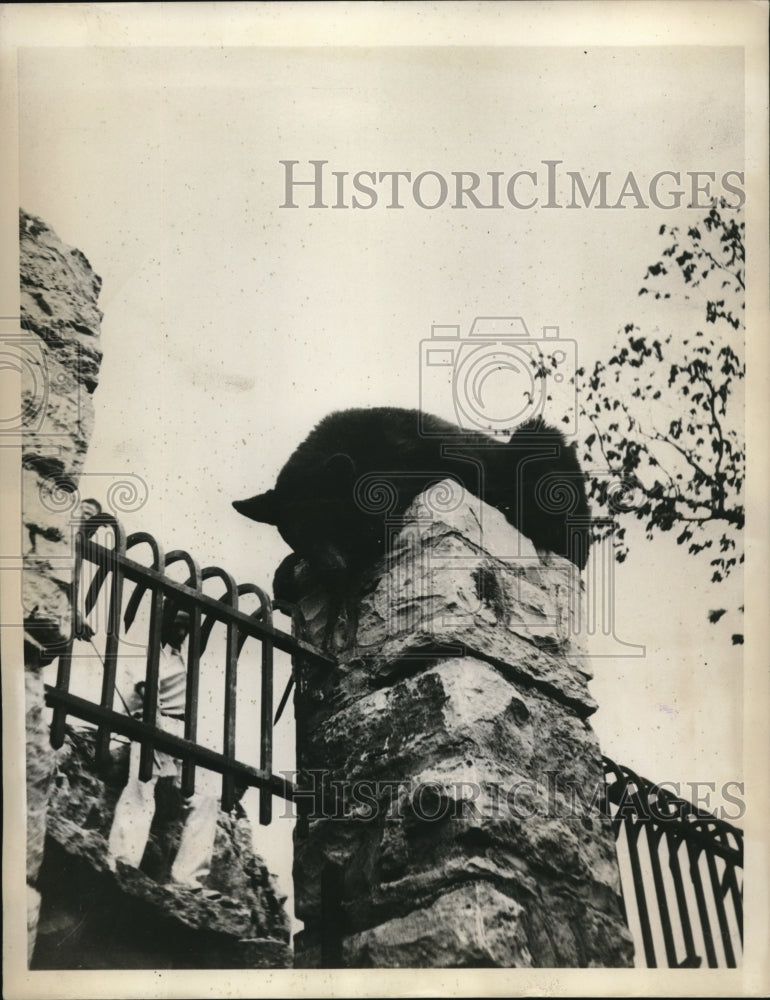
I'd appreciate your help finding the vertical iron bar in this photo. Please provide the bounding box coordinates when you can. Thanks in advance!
[717,826,743,948]
[606,796,634,936]
[259,613,274,826]
[644,823,678,966]
[624,819,657,968]
[666,832,700,967]
[687,842,718,968]
[221,616,238,811]
[50,530,82,748]
[139,584,164,781]
[704,847,736,967]
[722,863,743,946]
[96,543,125,766]
[162,551,202,797]
[291,611,312,827]
[181,602,202,797]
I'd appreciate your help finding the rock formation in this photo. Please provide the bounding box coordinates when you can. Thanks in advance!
[20,209,104,959]
[289,485,634,967]
[31,727,291,969]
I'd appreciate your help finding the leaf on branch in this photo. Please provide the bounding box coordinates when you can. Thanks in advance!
[585,201,743,581]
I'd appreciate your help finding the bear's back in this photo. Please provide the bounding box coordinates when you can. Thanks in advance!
[276,406,499,493]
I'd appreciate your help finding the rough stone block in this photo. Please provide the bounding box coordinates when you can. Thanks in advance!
[293,485,633,968]
[343,882,533,968]
[295,483,595,718]
[26,668,54,884]
[32,727,292,969]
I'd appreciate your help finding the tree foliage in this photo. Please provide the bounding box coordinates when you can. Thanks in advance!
[578,203,744,617]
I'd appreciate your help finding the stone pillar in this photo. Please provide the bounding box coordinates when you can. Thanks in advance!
[19,210,103,960]
[292,483,634,967]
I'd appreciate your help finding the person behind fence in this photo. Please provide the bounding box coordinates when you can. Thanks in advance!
[107,608,220,890]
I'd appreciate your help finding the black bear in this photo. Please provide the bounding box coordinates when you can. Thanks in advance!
[233,407,590,601]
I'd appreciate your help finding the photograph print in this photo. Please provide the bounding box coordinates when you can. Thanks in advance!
[2,3,767,997]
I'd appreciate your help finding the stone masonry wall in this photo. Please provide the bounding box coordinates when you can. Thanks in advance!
[20,209,104,960]
[290,484,634,968]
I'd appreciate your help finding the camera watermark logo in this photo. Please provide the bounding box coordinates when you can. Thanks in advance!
[0,319,86,437]
[0,328,48,434]
[37,472,149,520]
[419,316,577,437]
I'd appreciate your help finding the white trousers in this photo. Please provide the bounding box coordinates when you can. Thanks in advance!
[107,717,220,887]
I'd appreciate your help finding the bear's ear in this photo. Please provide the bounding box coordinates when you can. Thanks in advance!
[323,452,356,486]
[232,490,278,525]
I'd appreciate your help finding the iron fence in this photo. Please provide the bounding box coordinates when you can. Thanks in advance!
[43,515,332,824]
[601,756,743,968]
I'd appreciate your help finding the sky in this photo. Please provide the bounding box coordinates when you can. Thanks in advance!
[17,42,745,914]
